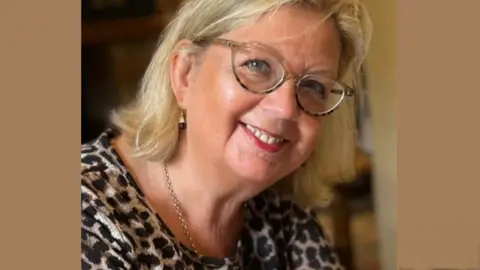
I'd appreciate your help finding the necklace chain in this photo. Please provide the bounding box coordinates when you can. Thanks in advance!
[164,165,198,253]
[163,164,244,269]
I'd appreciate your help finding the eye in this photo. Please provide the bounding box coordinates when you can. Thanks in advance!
[300,79,326,99]
[242,59,271,73]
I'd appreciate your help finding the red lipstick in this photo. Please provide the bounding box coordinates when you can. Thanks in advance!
[240,123,285,153]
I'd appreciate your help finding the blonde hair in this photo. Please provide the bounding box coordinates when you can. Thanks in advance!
[111,0,372,207]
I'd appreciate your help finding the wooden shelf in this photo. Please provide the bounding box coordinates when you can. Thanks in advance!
[82,14,172,45]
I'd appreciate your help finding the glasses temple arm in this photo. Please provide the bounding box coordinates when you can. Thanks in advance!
[331,87,355,97]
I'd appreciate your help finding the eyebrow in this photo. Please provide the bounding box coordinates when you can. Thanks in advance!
[222,38,338,79]
[301,68,336,79]
[259,42,338,78]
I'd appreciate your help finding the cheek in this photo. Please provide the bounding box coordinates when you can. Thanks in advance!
[219,76,240,105]
[191,53,260,117]
[187,63,257,138]
[297,117,323,154]
[188,68,234,116]
[208,67,258,119]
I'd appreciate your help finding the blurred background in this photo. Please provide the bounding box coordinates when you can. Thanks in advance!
[81,0,396,269]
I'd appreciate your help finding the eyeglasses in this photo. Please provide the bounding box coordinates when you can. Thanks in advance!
[194,38,355,117]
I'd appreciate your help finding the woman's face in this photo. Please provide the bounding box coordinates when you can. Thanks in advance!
[172,6,342,188]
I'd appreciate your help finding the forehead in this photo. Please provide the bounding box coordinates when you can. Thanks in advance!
[220,6,342,76]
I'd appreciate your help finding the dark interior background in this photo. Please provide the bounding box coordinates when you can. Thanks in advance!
[81,0,181,143]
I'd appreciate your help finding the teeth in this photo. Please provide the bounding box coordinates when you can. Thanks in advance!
[245,124,284,145]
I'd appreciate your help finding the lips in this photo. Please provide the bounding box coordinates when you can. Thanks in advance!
[244,123,285,145]
[240,122,287,153]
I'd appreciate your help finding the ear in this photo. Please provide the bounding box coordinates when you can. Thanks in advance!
[170,40,197,108]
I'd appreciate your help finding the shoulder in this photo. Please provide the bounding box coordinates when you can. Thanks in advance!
[81,130,136,262]
[81,129,135,198]
[249,189,319,226]
[81,129,123,179]
[248,189,344,269]
[81,129,129,221]
[81,129,141,225]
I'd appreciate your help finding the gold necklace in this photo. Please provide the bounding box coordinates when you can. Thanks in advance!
[163,164,198,253]
[163,164,245,269]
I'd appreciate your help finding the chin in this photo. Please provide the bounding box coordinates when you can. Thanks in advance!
[222,128,294,186]
[226,158,287,188]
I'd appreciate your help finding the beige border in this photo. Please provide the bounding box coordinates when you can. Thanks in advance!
[2,0,480,269]
[397,0,480,269]
[0,1,79,268]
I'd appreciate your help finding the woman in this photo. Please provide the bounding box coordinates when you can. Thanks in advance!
[81,0,372,269]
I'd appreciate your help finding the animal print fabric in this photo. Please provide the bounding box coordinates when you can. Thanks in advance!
[81,129,344,270]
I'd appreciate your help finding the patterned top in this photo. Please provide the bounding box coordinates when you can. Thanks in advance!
[81,129,344,270]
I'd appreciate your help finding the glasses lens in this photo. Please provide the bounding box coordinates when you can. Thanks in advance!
[296,75,345,114]
[232,46,283,93]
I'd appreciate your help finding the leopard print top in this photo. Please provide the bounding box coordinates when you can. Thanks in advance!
[81,129,344,270]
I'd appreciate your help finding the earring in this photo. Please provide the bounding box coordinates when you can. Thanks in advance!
[178,109,186,129]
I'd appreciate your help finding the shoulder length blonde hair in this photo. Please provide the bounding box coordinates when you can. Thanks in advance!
[111,0,372,208]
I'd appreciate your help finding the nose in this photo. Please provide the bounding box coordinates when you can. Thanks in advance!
[260,80,300,120]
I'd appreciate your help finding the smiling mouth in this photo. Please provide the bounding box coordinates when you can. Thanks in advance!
[240,122,287,153]
[245,123,285,144]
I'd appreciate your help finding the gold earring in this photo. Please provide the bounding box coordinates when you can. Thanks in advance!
[178,109,186,129]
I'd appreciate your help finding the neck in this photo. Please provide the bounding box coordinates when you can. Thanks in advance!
[114,133,249,257]
[161,138,253,228]
[155,134,258,256]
